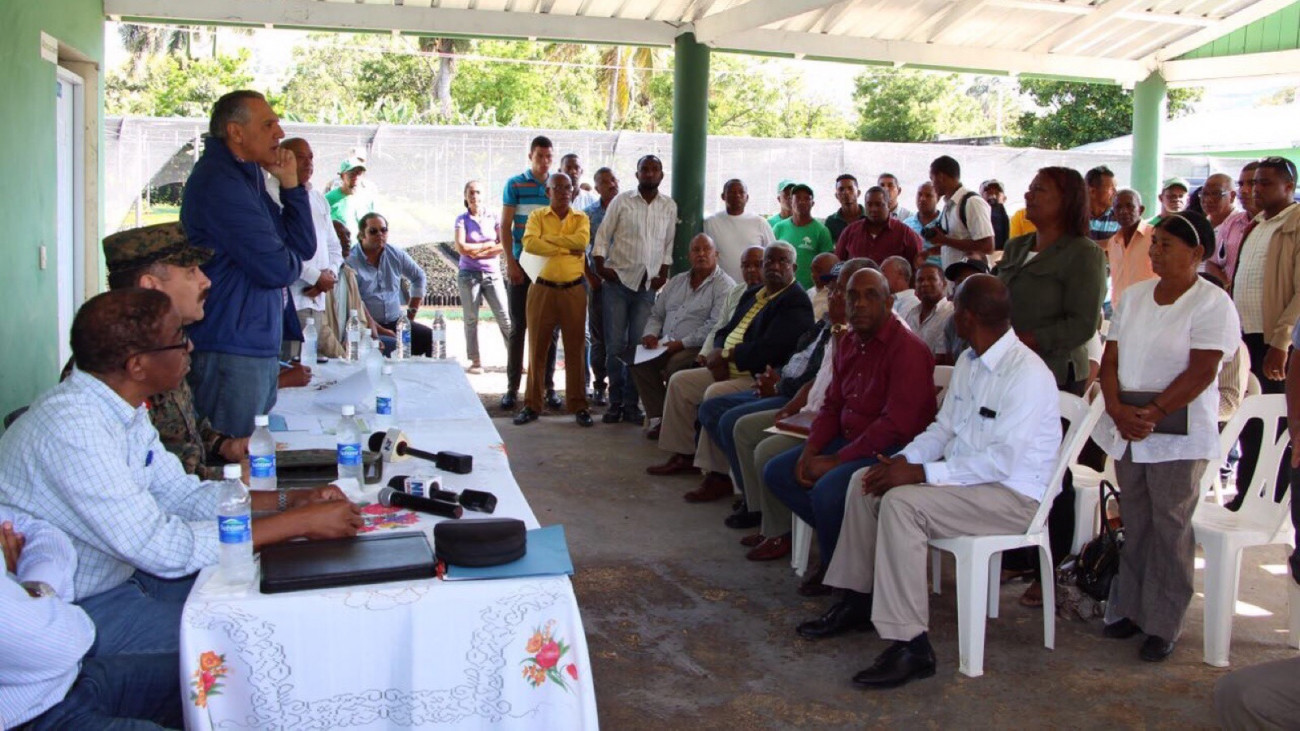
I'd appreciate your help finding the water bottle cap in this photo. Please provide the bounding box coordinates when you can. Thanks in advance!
[350,309,358,316]
[306,317,315,325]
[382,365,393,374]
[342,405,356,416]
[253,414,269,427]
[223,464,242,480]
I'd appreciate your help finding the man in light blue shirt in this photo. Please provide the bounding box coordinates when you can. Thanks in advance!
[348,212,433,356]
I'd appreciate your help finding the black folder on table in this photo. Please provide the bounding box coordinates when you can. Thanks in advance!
[259,532,436,594]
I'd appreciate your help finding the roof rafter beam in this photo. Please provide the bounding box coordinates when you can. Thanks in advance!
[1161,47,1300,84]
[921,0,993,44]
[1028,0,1145,54]
[692,0,842,45]
[991,0,1216,25]
[717,27,1149,82]
[104,0,683,45]
[1147,0,1299,61]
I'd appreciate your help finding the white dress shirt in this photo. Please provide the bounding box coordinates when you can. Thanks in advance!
[900,329,1062,501]
[939,185,994,268]
[702,211,776,283]
[1233,205,1296,334]
[643,267,735,348]
[295,187,344,312]
[0,370,222,600]
[892,288,919,315]
[801,335,838,414]
[592,189,677,289]
[0,508,95,727]
[1094,278,1242,463]
[902,298,954,356]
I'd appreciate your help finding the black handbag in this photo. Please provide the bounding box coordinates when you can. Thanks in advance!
[1076,480,1124,602]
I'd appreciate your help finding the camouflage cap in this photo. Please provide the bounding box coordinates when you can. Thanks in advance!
[102,222,213,274]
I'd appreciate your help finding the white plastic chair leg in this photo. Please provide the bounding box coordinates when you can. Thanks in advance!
[1072,488,1100,555]
[791,517,812,577]
[1038,544,1056,650]
[987,551,1002,619]
[953,549,989,678]
[1201,540,1243,667]
[931,548,942,595]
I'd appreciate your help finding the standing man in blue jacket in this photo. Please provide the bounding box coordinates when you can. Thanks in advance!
[181,90,316,437]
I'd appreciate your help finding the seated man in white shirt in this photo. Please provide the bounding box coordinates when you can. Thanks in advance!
[881,256,918,315]
[807,252,839,321]
[0,289,363,659]
[901,263,953,362]
[795,275,1062,689]
[0,509,182,729]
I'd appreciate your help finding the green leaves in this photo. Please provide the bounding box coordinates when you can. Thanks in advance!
[1009,80,1202,149]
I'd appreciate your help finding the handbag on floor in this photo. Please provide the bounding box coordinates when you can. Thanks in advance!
[1074,480,1124,602]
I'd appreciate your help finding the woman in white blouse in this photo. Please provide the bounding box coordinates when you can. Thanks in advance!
[1094,210,1242,662]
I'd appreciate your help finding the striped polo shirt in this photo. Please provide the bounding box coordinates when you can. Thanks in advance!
[503,169,550,259]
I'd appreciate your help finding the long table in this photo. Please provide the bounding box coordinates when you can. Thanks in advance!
[179,360,599,730]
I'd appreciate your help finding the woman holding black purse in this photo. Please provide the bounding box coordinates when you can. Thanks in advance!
[1093,211,1241,662]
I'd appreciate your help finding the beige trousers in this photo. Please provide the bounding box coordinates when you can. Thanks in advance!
[628,348,701,419]
[732,407,801,536]
[825,475,1039,642]
[657,367,751,465]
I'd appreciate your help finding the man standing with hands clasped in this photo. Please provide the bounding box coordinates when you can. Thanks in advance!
[592,154,678,424]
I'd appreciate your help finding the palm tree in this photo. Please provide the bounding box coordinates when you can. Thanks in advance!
[598,46,658,130]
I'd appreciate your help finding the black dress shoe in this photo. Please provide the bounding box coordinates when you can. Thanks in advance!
[623,407,645,426]
[499,391,518,410]
[852,635,937,689]
[592,387,608,406]
[513,407,539,425]
[602,408,624,424]
[724,510,762,530]
[796,593,874,640]
[1139,635,1175,662]
[545,390,564,409]
[1103,618,1142,639]
[575,410,594,427]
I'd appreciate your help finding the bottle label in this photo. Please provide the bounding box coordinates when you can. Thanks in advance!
[337,442,362,466]
[376,396,392,415]
[402,330,411,346]
[218,514,251,544]
[250,454,276,479]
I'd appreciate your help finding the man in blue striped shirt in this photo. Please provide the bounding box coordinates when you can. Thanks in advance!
[500,135,560,411]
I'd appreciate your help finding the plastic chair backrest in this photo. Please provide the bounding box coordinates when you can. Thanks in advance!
[1217,393,1292,534]
[1246,372,1262,398]
[934,365,954,406]
[1027,393,1104,534]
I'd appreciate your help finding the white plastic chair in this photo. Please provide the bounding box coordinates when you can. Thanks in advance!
[1192,393,1298,667]
[933,365,954,407]
[928,392,1104,678]
[791,516,812,577]
[1070,381,1111,555]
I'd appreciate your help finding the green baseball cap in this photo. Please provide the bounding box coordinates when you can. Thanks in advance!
[776,178,796,194]
[1161,176,1190,193]
[102,222,212,274]
[790,182,814,198]
[340,157,367,174]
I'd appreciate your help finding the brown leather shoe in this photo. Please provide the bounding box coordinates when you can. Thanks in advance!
[797,563,832,597]
[646,453,696,476]
[746,534,792,561]
[740,533,766,548]
[683,472,733,502]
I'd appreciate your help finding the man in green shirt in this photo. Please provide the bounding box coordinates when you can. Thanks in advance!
[767,179,796,228]
[772,183,834,289]
[325,158,375,235]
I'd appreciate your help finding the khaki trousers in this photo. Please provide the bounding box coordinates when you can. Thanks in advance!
[525,282,588,413]
[283,308,345,360]
[1214,657,1300,730]
[628,348,701,419]
[657,367,751,461]
[732,407,801,536]
[825,476,1039,642]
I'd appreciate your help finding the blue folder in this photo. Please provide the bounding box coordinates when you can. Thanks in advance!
[443,525,574,581]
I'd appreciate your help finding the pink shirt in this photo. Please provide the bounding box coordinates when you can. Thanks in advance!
[1208,209,1251,285]
[1105,222,1157,308]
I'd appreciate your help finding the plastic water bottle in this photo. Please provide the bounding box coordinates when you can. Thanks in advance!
[345,309,363,363]
[248,414,277,492]
[364,334,384,386]
[357,325,373,361]
[217,463,254,586]
[394,312,410,361]
[336,405,364,482]
[375,365,396,429]
[301,316,318,365]
[432,311,447,359]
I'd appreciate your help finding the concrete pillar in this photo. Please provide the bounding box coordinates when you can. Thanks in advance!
[1131,71,1167,214]
[671,32,709,273]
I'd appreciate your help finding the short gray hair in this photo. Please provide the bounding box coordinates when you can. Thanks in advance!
[881,255,913,282]
[767,241,796,261]
[1116,187,1143,207]
[209,90,266,139]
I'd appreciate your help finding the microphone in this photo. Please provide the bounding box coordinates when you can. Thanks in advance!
[368,432,474,474]
[377,486,463,519]
[386,476,498,514]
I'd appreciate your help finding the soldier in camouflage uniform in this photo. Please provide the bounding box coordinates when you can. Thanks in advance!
[101,222,250,477]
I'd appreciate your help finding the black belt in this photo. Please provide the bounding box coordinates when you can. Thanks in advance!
[536,276,585,289]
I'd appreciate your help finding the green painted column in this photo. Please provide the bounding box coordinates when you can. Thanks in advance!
[671,32,709,273]
[1131,71,1167,214]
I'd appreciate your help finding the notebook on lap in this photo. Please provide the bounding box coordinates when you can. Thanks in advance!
[259,532,436,594]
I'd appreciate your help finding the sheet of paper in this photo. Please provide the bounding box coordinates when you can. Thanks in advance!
[634,344,668,364]
[313,368,375,413]
[518,251,546,281]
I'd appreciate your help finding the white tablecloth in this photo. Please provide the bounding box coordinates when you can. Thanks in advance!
[180,360,599,730]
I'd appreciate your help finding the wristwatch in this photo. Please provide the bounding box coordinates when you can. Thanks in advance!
[277,490,290,512]
[21,581,57,599]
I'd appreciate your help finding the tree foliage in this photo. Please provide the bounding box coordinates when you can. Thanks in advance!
[850,68,1017,143]
[1010,80,1202,149]
[107,50,255,118]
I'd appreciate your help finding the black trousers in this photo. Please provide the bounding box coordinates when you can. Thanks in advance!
[380,320,433,357]
[506,275,557,394]
[1230,333,1289,509]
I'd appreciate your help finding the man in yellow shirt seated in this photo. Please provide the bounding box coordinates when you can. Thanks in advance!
[514,173,594,427]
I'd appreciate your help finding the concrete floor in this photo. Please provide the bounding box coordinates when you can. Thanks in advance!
[445,316,1298,729]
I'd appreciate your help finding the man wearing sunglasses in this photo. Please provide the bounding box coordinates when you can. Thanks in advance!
[0,289,363,659]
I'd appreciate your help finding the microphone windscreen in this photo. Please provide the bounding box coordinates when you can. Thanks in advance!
[368,432,387,452]
[377,486,397,506]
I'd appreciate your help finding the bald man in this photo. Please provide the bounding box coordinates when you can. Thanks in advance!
[276,137,344,360]
[807,252,840,320]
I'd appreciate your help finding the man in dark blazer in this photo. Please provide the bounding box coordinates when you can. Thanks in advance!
[648,242,816,502]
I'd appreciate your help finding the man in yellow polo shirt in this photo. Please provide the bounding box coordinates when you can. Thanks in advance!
[514,173,594,427]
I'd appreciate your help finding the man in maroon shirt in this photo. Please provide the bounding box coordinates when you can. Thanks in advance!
[763,268,937,592]
[835,187,924,265]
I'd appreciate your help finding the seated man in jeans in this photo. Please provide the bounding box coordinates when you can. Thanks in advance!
[0,289,363,657]
[0,509,182,729]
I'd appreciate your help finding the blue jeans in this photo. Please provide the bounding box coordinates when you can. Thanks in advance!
[458,269,511,363]
[586,280,607,389]
[76,572,196,657]
[764,438,881,565]
[699,393,789,495]
[187,350,280,437]
[601,281,654,409]
[30,653,183,730]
